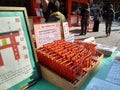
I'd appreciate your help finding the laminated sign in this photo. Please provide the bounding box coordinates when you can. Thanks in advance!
[34,22,61,48]
[0,7,40,90]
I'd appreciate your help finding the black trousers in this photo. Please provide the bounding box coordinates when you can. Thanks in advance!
[105,20,112,34]
[81,19,88,34]
[93,20,100,32]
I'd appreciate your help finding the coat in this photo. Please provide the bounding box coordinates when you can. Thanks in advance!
[47,11,66,38]
[47,11,66,24]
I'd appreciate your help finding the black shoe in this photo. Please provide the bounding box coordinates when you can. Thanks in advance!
[106,34,108,37]
[93,30,98,32]
[80,33,83,35]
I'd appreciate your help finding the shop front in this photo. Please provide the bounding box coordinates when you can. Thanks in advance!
[66,0,92,27]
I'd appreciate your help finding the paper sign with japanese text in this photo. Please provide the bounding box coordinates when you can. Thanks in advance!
[34,22,61,48]
[62,22,70,39]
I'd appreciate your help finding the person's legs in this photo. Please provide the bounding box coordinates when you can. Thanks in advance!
[93,20,99,32]
[108,21,112,36]
[117,17,120,23]
[80,20,84,35]
[96,20,100,32]
[93,21,96,32]
[105,21,109,37]
[84,21,88,35]
[119,18,120,25]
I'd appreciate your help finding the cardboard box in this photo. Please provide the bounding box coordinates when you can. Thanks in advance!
[96,43,117,56]
[39,50,103,90]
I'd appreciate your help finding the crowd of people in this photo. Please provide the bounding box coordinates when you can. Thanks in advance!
[92,4,115,37]
[40,0,116,38]
[75,3,116,38]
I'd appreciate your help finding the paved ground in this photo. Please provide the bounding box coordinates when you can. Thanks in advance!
[69,21,120,50]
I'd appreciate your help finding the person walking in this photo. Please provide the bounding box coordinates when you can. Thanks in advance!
[80,3,90,35]
[74,7,81,15]
[47,0,66,38]
[59,1,68,19]
[47,0,66,23]
[105,4,115,37]
[41,0,51,22]
[93,9,102,32]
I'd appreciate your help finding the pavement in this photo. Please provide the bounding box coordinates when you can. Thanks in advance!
[69,21,120,50]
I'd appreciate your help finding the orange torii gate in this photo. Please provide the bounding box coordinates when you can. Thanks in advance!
[0,31,19,66]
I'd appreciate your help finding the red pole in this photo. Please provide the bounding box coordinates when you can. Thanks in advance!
[66,0,72,26]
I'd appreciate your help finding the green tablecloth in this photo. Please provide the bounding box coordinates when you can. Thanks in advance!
[80,51,118,90]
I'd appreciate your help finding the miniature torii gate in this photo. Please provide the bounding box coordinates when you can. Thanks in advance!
[0,31,19,66]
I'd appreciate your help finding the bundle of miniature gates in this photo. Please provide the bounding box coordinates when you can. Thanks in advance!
[37,39,101,82]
